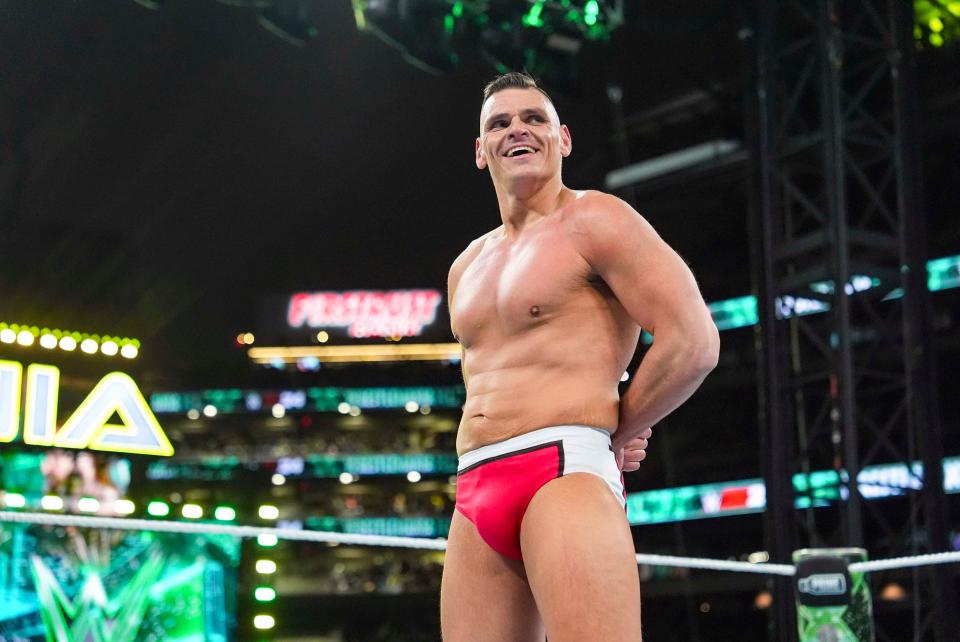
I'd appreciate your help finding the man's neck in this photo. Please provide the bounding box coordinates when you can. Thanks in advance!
[495,175,571,238]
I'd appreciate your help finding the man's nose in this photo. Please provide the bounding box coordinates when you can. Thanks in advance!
[506,117,530,137]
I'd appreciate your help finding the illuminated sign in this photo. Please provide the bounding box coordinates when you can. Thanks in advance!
[306,516,451,538]
[0,361,173,456]
[286,289,443,338]
[150,385,465,414]
[625,456,960,526]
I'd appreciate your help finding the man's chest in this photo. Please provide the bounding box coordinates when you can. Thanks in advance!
[451,232,591,343]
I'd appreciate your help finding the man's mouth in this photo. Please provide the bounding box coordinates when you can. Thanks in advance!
[504,145,537,158]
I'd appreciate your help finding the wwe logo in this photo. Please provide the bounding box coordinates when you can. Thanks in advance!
[29,550,165,642]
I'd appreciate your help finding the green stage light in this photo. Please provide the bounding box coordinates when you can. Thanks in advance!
[147,501,170,517]
[255,586,277,602]
[257,533,279,547]
[214,506,236,521]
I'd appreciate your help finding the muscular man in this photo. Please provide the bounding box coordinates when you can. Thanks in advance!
[440,72,720,641]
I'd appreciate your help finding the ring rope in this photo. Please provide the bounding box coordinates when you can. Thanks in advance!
[849,550,960,574]
[634,553,795,576]
[3,511,958,577]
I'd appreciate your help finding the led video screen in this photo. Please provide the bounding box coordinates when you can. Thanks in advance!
[0,523,240,641]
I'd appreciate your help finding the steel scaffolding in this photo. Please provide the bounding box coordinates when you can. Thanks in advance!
[746,1,957,640]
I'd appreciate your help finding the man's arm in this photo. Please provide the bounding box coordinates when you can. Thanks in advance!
[447,235,489,389]
[566,193,719,451]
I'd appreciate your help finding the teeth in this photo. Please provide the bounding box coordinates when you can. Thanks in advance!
[507,146,535,157]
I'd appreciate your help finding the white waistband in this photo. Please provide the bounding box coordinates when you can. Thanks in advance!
[457,425,613,472]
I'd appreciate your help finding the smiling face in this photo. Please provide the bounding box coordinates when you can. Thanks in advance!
[475,88,572,189]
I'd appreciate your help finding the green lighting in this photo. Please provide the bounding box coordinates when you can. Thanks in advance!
[3,492,26,508]
[452,1,463,18]
[708,296,758,331]
[254,586,277,602]
[147,501,170,517]
[444,14,455,35]
[928,254,960,291]
[584,12,597,26]
[523,1,546,28]
[915,0,960,46]
[257,533,279,547]
[585,0,599,15]
[214,505,236,521]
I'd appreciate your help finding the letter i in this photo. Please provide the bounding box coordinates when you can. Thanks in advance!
[23,364,59,446]
[0,361,23,442]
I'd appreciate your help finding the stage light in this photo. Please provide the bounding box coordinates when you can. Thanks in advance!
[77,497,100,513]
[419,405,431,415]
[259,505,280,520]
[255,586,277,602]
[271,474,286,486]
[405,400,419,413]
[187,409,201,420]
[147,501,170,517]
[215,506,237,521]
[348,405,361,417]
[258,533,279,547]
[339,472,353,485]
[407,470,422,483]
[202,404,218,418]
[3,493,26,508]
[80,339,98,354]
[39,334,58,349]
[0,328,16,343]
[880,582,907,601]
[114,499,136,515]
[271,403,286,418]
[253,614,276,630]
[41,495,64,511]
[337,402,351,414]
[747,551,770,564]
[16,330,34,346]
[754,590,773,610]
[120,343,138,358]
[255,560,277,574]
[59,336,77,351]
[316,330,329,343]
[182,504,203,519]
[101,340,119,356]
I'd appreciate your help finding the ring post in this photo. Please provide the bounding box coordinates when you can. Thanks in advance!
[793,548,874,642]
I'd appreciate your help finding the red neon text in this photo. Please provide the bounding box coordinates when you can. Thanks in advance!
[287,290,443,338]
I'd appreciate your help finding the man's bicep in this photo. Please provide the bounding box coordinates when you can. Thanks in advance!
[574,200,707,334]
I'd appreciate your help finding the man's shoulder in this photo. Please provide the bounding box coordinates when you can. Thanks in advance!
[448,227,502,279]
[560,190,642,235]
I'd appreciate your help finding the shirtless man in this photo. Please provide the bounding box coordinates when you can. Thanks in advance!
[441,72,720,641]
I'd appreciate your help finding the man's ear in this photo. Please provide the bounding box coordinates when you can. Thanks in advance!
[560,124,572,158]
[475,137,487,170]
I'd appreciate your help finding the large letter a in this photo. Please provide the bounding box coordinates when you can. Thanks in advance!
[54,372,174,456]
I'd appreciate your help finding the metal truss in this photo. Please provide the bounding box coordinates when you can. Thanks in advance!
[746,1,957,640]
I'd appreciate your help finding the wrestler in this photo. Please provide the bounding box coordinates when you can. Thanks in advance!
[440,72,720,641]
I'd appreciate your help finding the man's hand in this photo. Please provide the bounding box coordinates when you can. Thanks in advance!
[615,427,653,472]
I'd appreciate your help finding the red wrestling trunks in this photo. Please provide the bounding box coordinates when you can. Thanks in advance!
[454,425,626,560]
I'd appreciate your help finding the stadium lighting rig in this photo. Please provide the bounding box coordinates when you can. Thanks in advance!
[351,0,625,86]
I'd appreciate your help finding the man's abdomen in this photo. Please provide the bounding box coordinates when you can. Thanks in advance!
[456,364,621,454]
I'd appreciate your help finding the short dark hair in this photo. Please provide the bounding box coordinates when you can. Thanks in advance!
[482,71,553,105]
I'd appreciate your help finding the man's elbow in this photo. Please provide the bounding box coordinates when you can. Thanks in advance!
[686,324,720,374]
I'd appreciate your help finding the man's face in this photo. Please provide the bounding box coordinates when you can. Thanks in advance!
[475,88,571,185]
